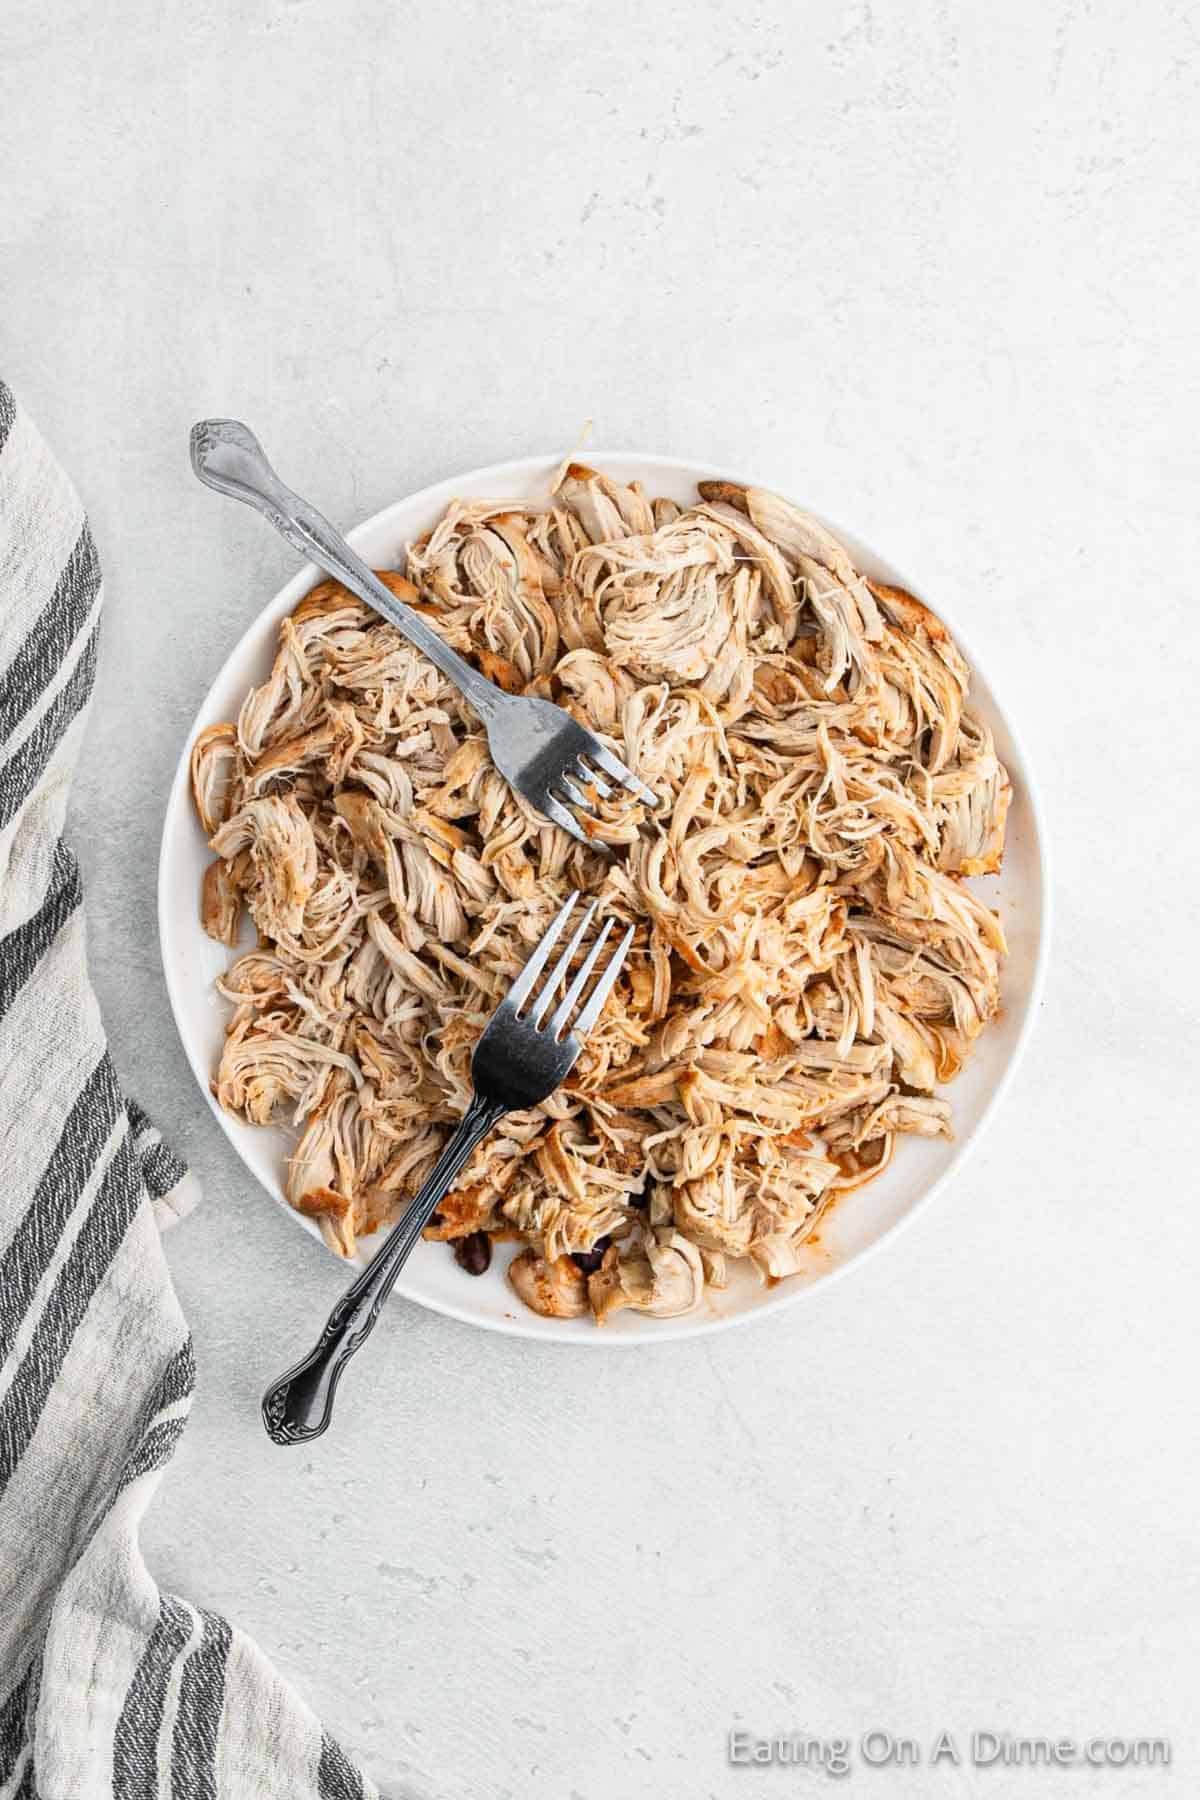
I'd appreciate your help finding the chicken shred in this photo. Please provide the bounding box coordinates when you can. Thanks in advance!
[194,469,1008,1322]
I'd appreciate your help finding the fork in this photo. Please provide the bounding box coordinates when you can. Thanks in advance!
[190,418,656,843]
[261,892,635,1444]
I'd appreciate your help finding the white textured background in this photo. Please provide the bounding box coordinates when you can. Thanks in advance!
[3,1,1199,1795]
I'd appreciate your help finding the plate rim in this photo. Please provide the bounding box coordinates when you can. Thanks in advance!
[157,450,1052,1345]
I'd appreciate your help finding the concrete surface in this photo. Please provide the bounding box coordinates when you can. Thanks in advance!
[3,1,1199,1794]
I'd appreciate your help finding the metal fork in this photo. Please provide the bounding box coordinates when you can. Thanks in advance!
[190,419,656,843]
[261,892,635,1444]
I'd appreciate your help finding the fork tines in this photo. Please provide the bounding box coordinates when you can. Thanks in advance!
[545,738,657,846]
[580,742,656,807]
[509,892,635,1041]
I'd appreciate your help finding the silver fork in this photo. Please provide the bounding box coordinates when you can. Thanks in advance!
[261,892,635,1444]
[190,419,656,843]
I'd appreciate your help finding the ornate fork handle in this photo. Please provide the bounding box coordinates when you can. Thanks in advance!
[190,418,504,722]
[262,1093,507,1445]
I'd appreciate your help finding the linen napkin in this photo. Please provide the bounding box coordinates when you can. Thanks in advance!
[0,379,377,1800]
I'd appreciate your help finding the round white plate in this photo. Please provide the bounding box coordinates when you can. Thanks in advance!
[158,453,1049,1343]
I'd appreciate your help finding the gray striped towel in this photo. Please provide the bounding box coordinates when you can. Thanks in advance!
[0,380,376,1799]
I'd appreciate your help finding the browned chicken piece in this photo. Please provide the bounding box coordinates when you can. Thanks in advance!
[190,722,240,835]
[209,795,317,939]
[200,858,241,946]
[507,1250,589,1318]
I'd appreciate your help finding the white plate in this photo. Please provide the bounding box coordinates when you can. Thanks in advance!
[158,453,1050,1344]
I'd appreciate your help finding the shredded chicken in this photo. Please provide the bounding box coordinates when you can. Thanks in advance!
[194,465,1008,1322]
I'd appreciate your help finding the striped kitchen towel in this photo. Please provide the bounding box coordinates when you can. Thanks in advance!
[0,380,377,1799]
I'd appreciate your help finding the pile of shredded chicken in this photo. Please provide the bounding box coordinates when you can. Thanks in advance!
[193,465,1009,1324]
